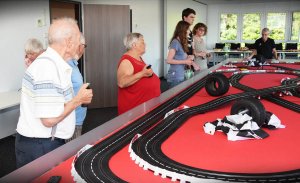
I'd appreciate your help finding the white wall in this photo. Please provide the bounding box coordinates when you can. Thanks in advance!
[0,0,50,92]
[165,0,207,48]
[84,0,164,76]
[0,0,208,93]
[164,0,207,76]
[206,1,300,49]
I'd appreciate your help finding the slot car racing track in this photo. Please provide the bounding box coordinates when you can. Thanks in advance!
[74,66,300,182]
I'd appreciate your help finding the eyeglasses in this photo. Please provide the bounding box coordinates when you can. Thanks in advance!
[81,44,87,48]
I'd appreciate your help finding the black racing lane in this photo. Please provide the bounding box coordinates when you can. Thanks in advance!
[75,70,299,182]
[75,77,207,182]
[132,72,300,182]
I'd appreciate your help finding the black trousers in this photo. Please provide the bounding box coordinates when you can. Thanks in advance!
[15,133,65,168]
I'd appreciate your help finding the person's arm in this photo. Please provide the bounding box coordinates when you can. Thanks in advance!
[194,50,207,58]
[245,40,259,60]
[117,59,153,88]
[271,40,278,60]
[167,48,193,65]
[41,83,92,127]
[273,48,278,60]
[244,49,256,61]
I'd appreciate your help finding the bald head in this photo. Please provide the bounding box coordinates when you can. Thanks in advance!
[48,17,79,45]
[48,17,80,61]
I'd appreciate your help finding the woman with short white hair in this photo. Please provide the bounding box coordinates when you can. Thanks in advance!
[117,33,161,114]
[24,38,44,68]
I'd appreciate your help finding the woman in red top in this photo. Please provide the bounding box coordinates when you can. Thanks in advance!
[117,33,161,114]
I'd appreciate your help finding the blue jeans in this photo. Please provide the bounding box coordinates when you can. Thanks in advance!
[167,80,184,89]
[15,133,65,168]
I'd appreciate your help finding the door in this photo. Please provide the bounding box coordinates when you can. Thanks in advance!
[84,4,130,108]
[49,0,84,76]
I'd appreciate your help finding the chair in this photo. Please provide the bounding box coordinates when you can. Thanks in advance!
[275,43,283,51]
[215,43,225,49]
[285,43,298,59]
[214,43,225,64]
[230,43,241,50]
[285,43,297,50]
[245,43,255,50]
[229,43,241,58]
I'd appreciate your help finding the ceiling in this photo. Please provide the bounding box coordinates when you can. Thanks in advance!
[194,0,300,5]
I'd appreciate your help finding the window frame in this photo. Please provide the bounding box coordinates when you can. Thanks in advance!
[290,11,300,42]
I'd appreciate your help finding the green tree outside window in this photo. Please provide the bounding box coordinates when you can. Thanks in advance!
[291,12,300,41]
[220,13,238,41]
[242,13,261,40]
[267,13,286,40]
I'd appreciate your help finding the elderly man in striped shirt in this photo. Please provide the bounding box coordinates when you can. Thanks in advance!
[15,17,93,168]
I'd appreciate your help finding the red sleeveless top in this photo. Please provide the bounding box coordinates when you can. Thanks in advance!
[118,54,161,114]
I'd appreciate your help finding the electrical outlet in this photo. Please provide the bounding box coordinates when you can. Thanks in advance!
[37,18,44,27]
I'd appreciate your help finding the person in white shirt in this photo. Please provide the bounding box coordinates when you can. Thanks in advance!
[15,17,93,168]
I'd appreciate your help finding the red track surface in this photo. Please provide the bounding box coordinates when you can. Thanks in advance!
[34,69,300,183]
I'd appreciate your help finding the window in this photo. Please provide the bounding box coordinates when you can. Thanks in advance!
[242,13,261,40]
[291,12,300,41]
[220,13,238,41]
[267,13,286,40]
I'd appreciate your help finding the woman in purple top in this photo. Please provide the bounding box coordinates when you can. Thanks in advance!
[166,20,194,89]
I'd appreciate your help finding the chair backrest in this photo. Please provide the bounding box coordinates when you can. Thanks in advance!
[285,43,297,50]
[215,43,225,49]
[245,43,255,49]
[275,43,283,50]
[230,43,241,50]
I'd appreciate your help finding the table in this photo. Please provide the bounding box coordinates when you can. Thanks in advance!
[2,61,299,183]
[210,50,300,66]
[209,49,252,65]
[0,91,20,139]
[277,50,300,59]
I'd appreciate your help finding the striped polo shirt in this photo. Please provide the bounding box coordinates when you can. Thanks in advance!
[16,47,75,139]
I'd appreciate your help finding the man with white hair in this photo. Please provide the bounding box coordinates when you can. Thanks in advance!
[246,28,278,60]
[15,17,93,168]
[66,32,88,141]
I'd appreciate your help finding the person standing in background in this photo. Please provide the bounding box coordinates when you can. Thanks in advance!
[246,28,278,60]
[166,21,193,89]
[24,38,44,68]
[193,23,211,70]
[182,8,196,56]
[117,33,161,114]
[66,33,87,141]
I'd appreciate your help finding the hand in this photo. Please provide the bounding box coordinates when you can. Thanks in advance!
[141,65,153,77]
[243,56,251,61]
[187,55,194,61]
[76,83,93,105]
[24,57,32,68]
[198,52,207,58]
[185,59,193,66]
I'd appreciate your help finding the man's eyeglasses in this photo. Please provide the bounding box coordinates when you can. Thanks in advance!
[81,44,87,48]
